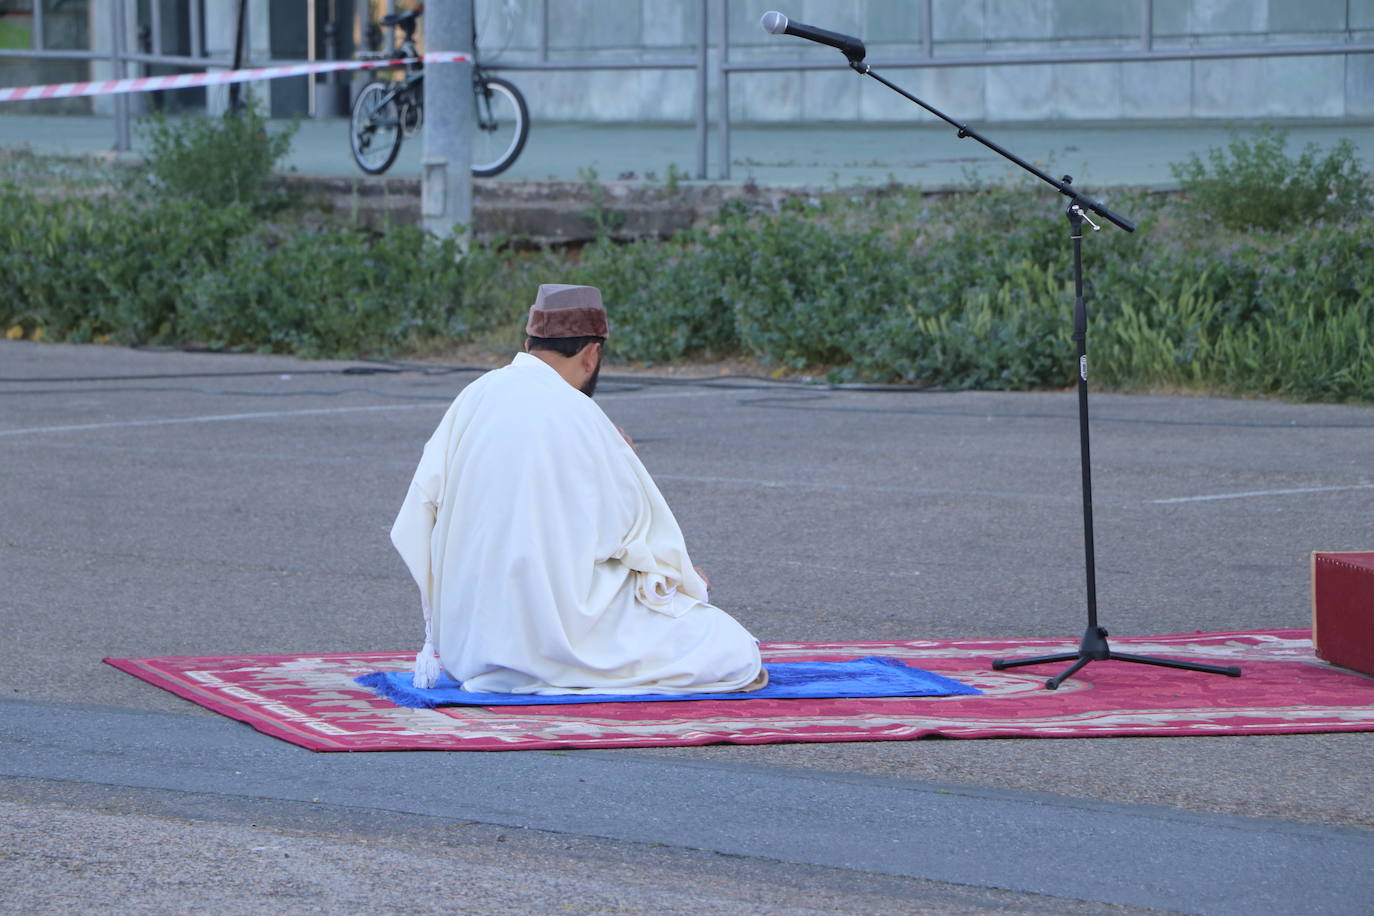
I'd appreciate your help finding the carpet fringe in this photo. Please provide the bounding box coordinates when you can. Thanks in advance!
[354,671,441,709]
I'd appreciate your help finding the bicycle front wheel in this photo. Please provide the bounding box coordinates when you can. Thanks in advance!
[471,76,528,178]
[350,80,404,175]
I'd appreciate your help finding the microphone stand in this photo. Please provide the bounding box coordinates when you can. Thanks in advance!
[845,58,1241,689]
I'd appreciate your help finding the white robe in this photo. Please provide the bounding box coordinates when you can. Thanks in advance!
[390,352,764,695]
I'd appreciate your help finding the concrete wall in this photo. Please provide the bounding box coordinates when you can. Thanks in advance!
[471,0,1374,123]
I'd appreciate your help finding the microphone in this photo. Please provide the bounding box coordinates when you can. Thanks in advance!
[761,11,866,63]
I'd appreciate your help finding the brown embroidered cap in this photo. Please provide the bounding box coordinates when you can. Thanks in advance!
[525,284,609,339]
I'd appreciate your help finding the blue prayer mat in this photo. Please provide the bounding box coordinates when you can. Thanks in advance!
[355,656,980,709]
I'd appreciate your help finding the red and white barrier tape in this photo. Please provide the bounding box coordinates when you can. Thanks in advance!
[0,53,470,103]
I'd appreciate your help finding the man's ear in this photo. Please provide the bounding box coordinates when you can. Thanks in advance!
[581,341,601,370]
[523,338,532,352]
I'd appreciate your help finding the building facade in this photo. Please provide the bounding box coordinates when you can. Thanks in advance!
[2,1,1372,122]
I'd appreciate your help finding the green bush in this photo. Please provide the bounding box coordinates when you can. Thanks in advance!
[136,92,297,211]
[568,233,738,363]
[0,184,530,359]
[1170,128,1372,231]
[5,144,1373,402]
[181,224,523,357]
[0,187,254,344]
[722,205,902,370]
[1087,222,1374,401]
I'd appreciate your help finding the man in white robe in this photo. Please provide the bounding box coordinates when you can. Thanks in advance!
[390,284,766,695]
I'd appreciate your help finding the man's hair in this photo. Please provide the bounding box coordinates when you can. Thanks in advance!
[527,335,604,358]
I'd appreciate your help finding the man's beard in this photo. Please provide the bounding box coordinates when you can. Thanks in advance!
[579,354,602,397]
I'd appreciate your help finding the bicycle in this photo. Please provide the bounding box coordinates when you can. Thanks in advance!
[349,8,529,177]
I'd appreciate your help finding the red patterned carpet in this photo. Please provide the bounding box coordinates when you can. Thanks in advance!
[105,630,1374,752]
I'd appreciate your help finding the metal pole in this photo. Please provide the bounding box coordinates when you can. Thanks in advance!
[539,0,549,62]
[228,0,247,109]
[422,0,475,244]
[715,0,729,180]
[920,0,932,58]
[32,0,44,49]
[695,0,707,178]
[151,0,164,56]
[307,0,317,118]
[192,0,204,58]
[320,0,340,118]
[112,0,131,151]
[1068,207,1098,632]
[190,0,204,59]
[1140,0,1153,51]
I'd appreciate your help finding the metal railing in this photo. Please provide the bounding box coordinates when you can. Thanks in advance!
[709,0,1374,178]
[3,0,1373,180]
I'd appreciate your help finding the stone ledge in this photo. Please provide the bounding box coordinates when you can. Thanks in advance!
[283,175,818,245]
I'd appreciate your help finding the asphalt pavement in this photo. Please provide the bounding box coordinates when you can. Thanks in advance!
[2,339,1373,913]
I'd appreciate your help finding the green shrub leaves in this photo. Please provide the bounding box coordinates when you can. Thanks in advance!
[1170,127,1372,230]
[4,125,1372,402]
[136,92,297,212]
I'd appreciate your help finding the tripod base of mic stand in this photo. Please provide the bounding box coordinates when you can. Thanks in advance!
[992,626,1243,690]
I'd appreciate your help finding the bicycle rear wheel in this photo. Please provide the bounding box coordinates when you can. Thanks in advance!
[471,76,528,178]
[350,80,404,175]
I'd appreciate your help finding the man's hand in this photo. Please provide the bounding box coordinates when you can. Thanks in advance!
[694,565,711,594]
[617,426,637,452]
